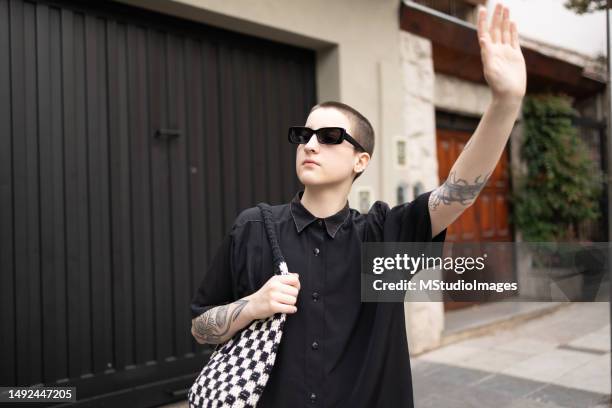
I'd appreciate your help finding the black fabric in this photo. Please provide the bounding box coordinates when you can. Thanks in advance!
[191,189,447,408]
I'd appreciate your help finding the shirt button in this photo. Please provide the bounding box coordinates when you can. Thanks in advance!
[317,219,323,227]
[313,248,320,256]
[310,392,317,402]
[311,341,319,350]
[312,292,319,301]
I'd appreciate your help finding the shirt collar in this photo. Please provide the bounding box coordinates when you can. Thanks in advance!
[290,190,350,239]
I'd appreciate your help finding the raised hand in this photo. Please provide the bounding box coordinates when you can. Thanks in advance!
[477,3,527,101]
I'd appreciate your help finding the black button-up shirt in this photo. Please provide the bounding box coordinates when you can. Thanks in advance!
[191,189,447,408]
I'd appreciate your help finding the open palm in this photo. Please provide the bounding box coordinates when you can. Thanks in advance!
[477,3,527,100]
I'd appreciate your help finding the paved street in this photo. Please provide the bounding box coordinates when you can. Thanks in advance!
[160,302,610,408]
[412,302,611,408]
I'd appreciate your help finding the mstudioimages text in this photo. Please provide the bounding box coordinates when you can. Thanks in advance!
[372,279,518,293]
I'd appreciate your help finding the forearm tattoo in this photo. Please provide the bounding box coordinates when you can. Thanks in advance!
[429,170,491,210]
[193,299,249,344]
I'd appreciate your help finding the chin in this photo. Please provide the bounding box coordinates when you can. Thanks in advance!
[298,172,326,186]
[298,175,323,186]
[298,173,344,188]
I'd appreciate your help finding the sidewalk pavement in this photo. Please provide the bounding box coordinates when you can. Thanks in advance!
[412,302,611,408]
[160,302,610,408]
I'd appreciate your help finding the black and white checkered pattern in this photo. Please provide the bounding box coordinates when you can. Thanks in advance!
[188,203,288,408]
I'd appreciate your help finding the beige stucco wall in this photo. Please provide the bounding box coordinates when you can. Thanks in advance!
[435,73,493,116]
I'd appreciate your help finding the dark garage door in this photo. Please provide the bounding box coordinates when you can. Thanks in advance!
[0,0,316,405]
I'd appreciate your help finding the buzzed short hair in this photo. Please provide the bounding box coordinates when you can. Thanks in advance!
[309,101,374,182]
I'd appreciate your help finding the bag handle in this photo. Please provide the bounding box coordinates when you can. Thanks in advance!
[256,203,289,276]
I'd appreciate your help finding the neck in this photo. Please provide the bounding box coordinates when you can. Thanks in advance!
[301,182,351,218]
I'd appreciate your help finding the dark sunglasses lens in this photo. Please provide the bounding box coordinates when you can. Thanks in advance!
[317,128,342,144]
[289,127,313,144]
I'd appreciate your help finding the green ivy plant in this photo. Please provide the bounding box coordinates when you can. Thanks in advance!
[510,94,603,242]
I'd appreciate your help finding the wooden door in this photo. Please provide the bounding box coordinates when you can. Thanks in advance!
[436,128,516,311]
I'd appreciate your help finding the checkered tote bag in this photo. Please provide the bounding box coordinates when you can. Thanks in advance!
[188,203,289,408]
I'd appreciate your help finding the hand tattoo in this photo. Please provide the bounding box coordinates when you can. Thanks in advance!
[429,170,490,210]
[192,299,249,344]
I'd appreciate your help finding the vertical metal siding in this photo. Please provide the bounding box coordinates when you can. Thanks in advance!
[0,0,317,404]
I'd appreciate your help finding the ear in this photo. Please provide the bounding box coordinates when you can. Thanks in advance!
[354,151,370,173]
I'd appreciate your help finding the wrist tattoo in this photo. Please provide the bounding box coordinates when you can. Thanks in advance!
[429,170,490,210]
[193,299,249,344]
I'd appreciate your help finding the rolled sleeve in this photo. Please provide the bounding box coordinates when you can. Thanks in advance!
[367,189,447,243]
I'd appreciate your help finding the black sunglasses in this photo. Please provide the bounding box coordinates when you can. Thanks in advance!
[288,126,366,152]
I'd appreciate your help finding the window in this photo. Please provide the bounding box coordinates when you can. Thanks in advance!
[358,189,372,214]
[397,140,406,166]
[395,183,410,204]
[413,182,425,198]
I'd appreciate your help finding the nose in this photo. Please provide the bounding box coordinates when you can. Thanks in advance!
[304,134,319,152]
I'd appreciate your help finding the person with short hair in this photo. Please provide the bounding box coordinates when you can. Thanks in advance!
[191,4,526,406]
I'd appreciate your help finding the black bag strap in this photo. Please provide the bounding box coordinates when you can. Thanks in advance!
[256,203,289,276]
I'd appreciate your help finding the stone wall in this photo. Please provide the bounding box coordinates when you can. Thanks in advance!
[399,30,494,354]
[399,31,443,354]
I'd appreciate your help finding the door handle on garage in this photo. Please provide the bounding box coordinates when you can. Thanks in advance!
[155,128,181,140]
